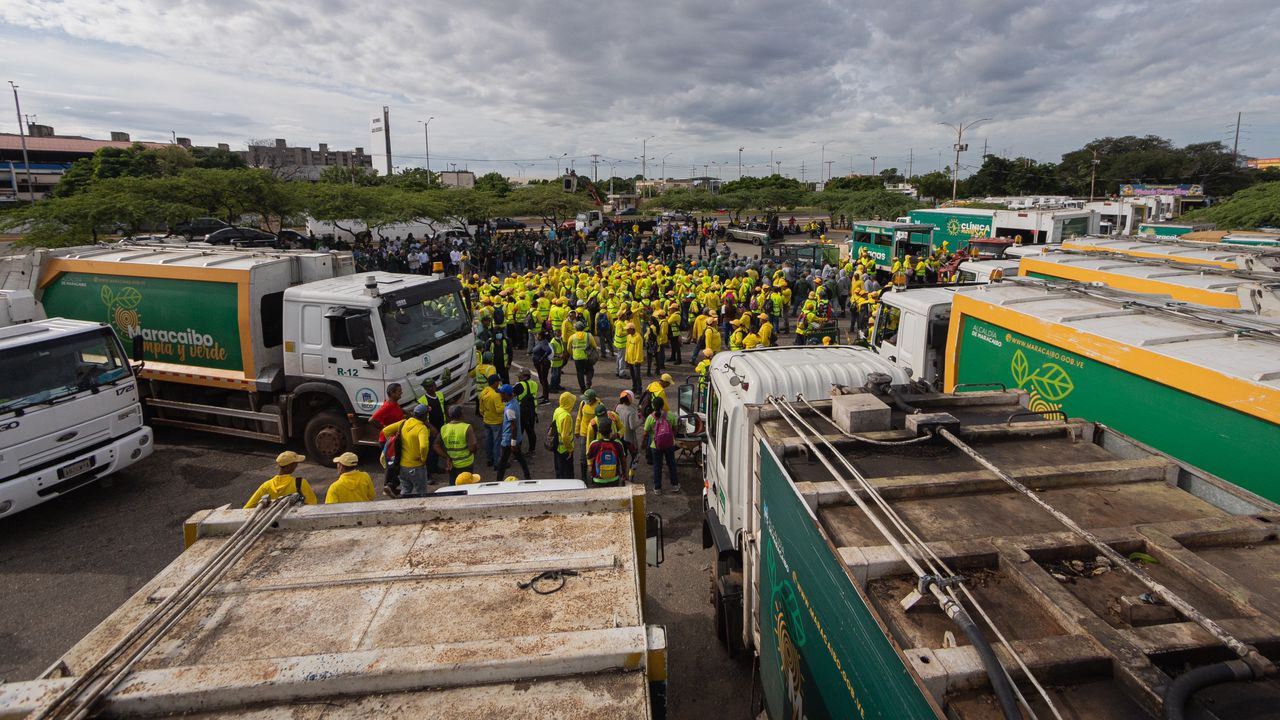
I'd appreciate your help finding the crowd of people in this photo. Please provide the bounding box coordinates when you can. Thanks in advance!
[244,220,957,507]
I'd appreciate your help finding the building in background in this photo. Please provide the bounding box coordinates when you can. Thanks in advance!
[0,126,169,200]
[240,138,372,180]
[1246,157,1280,170]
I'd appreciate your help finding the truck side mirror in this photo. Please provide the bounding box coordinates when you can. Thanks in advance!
[131,335,145,362]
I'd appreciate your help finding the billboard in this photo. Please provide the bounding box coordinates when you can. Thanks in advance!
[1120,183,1203,197]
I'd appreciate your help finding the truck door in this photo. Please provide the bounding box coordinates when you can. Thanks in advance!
[322,307,386,416]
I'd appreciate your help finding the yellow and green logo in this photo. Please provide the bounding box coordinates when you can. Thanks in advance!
[101,285,143,336]
[1010,348,1074,414]
[947,218,961,235]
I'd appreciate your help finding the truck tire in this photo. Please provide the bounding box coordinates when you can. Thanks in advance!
[304,411,354,460]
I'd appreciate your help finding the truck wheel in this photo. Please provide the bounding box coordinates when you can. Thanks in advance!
[304,411,353,459]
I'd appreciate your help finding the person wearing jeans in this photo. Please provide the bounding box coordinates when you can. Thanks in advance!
[641,397,680,495]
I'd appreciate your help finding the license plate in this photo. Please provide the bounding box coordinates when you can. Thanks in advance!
[58,457,95,479]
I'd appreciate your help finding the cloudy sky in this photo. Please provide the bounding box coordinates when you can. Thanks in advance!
[2,0,1277,181]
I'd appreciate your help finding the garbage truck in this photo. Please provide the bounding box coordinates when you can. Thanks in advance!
[0,243,475,459]
[0,311,153,518]
[707,367,1280,718]
[865,279,1280,501]
[0,484,669,718]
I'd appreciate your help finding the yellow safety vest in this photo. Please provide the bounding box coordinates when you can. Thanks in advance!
[570,331,590,360]
[440,421,473,468]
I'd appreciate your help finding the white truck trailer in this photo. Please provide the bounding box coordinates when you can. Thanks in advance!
[0,485,667,718]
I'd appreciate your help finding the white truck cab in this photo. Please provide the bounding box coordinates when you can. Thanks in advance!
[0,318,153,517]
[871,286,957,389]
[575,210,606,234]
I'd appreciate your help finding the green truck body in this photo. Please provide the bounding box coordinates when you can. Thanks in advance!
[43,272,246,373]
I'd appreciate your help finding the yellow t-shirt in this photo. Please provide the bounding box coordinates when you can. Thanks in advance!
[325,470,376,504]
[245,474,317,508]
[479,387,504,425]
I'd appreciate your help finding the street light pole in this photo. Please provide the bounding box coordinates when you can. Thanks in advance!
[661,152,673,181]
[870,155,878,175]
[8,81,34,199]
[549,153,567,177]
[1089,149,1100,202]
[738,147,744,179]
[638,135,655,180]
[768,147,781,174]
[418,117,434,179]
[940,118,991,202]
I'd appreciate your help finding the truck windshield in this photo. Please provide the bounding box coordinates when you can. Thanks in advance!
[0,329,130,414]
[379,281,471,360]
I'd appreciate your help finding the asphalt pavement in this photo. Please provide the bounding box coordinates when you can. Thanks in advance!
[0,233,856,717]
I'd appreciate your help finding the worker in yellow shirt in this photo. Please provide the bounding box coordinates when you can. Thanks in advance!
[472,351,496,413]
[380,404,444,497]
[743,332,761,349]
[645,373,674,414]
[245,450,317,507]
[757,312,774,347]
[624,321,645,395]
[575,389,602,482]
[703,318,722,354]
[552,391,576,479]
[478,374,505,470]
[325,452,376,504]
[568,321,598,392]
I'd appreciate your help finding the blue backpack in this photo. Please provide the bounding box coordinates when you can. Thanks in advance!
[592,441,621,482]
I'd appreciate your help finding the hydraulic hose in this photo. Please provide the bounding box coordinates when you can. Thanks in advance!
[1162,659,1255,720]
[946,599,1021,720]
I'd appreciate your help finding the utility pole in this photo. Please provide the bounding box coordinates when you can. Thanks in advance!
[982,137,988,159]
[8,81,34,199]
[940,118,991,202]
[738,147,744,179]
[381,106,392,176]
[1089,149,1100,202]
[800,160,805,184]
[590,153,600,182]
[1232,111,1242,166]
[869,156,878,175]
[907,148,914,179]
[824,161,833,182]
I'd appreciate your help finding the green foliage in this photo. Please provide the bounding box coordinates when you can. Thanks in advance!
[501,184,592,228]
[1183,182,1280,229]
[474,171,513,196]
[719,174,804,194]
[643,188,717,213]
[598,176,635,194]
[912,171,953,202]
[386,168,436,191]
[190,145,248,170]
[965,155,1061,197]
[823,176,883,192]
[837,189,924,221]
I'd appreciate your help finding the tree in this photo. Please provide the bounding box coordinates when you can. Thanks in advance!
[387,168,436,191]
[474,171,513,196]
[1184,181,1280,229]
[501,184,592,230]
[878,167,905,184]
[190,145,248,170]
[823,175,882,192]
[643,188,717,213]
[912,171,953,203]
[837,189,924,221]
[719,174,803,194]
[318,165,382,186]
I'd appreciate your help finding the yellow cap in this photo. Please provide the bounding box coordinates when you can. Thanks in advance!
[455,472,480,485]
[332,452,360,467]
[504,475,518,482]
[275,450,306,466]
[660,373,674,384]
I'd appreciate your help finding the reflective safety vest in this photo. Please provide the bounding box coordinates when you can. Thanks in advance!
[729,329,745,351]
[474,363,495,393]
[440,421,474,468]
[612,319,628,349]
[570,331,591,360]
[416,390,446,424]
[550,337,566,368]
[516,379,540,402]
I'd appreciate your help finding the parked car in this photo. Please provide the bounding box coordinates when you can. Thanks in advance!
[275,229,310,248]
[435,228,472,244]
[171,217,230,239]
[204,227,278,247]
[492,217,526,230]
[616,207,640,217]
[660,211,693,222]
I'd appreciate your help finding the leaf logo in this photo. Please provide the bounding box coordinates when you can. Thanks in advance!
[1011,347,1075,402]
[1030,363,1074,402]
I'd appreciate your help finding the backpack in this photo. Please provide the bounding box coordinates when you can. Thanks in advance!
[638,390,654,416]
[654,414,675,450]
[544,416,561,452]
[381,432,403,497]
[592,441,621,481]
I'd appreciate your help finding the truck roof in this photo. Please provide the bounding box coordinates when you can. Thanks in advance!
[0,317,109,349]
[755,390,1280,718]
[1062,236,1280,273]
[854,220,935,232]
[881,286,959,315]
[709,346,911,404]
[952,281,1280,392]
[2,486,657,718]
[46,245,301,272]
[283,272,455,308]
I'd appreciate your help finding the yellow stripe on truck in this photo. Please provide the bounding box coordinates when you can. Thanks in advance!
[945,293,1280,425]
[1018,257,1242,309]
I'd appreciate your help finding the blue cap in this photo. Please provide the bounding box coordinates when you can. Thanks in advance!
[498,384,514,395]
